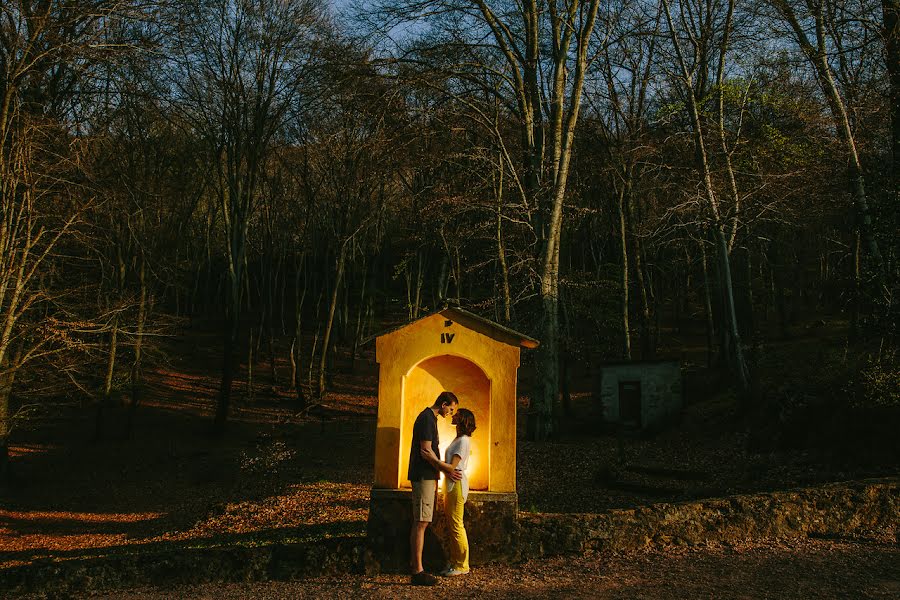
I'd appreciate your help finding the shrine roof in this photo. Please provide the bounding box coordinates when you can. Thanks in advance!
[367,304,539,349]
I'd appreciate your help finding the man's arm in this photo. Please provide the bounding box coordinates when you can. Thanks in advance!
[420,441,462,480]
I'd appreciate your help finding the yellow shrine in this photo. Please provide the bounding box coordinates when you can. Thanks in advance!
[372,306,538,493]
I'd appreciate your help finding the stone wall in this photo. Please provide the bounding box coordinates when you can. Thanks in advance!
[2,479,896,596]
[0,536,372,599]
[367,488,518,572]
[515,479,899,558]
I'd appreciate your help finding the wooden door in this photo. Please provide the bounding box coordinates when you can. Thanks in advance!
[618,381,642,428]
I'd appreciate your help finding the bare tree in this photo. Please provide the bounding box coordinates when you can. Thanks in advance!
[660,0,751,396]
[0,0,142,472]
[165,0,323,433]
[768,0,886,284]
[366,0,602,440]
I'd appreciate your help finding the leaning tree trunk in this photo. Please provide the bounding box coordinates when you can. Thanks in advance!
[318,245,347,400]
[496,154,512,323]
[885,0,900,177]
[351,255,369,371]
[625,181,653,359]
[414,250,425,317]
[616,174,631,360]
[663,0,750,400]
[777,1,885,281]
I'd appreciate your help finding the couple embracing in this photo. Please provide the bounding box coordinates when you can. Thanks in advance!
[407,391,475,586]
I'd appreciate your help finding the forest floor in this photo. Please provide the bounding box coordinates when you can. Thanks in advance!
[89,537,900,599]
[1,316,897,575]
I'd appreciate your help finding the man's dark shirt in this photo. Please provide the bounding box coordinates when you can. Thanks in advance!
[408,407,440,481]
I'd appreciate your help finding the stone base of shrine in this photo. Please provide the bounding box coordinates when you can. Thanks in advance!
[366,488,518,573]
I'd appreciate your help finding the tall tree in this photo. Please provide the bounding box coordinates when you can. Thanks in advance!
[165,0,323,433]
[660,0,751,396]
[769,0,886,284]
[0,0,140,473]
[367,0,602,440]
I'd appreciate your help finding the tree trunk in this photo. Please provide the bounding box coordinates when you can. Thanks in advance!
[456,247,464,302]
[627,189,652,359]
[850,231,862,340]
[774,245,791,339]
[529,282,560,441]
[436,255,449,304]
[267,330,277,393]
[414,250,425,317]
[0,368,10,480]
[247,327,254,405]
[885,0,900,175]
[715,229,750,398]
[496,156,512,323]
[95,316,119,442]
[266,256,279,391]
[778,2,885,279]
[559,288,574,418]
[351,259,369,371]
[126,258,147,439]
[338,265,350,342]
[405,263,414,319]
[663,0,751,400]
[700,241,716,368]
[318,246,347,399]
[560,351,573,418]
[716,0,743,251]
[743,246,755,338]
[214,310,239,435]
[292,265,307,408]
[308,289,323,390]
[616,177,631,360]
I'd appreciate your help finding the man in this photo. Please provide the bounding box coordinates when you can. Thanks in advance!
[408,391,461,586]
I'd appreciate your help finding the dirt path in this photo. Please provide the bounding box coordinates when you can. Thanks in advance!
[89,538,900,600]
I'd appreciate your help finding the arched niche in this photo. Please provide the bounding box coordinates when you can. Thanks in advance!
[398,354,491,491]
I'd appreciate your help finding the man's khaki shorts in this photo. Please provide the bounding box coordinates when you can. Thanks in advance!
[411,479,437,522]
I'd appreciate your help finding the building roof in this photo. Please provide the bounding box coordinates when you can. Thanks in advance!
[367,304,540,349]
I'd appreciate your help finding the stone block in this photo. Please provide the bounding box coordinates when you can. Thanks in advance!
[367,488,518,573]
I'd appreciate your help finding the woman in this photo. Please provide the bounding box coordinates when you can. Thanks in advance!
[423,408,476,576]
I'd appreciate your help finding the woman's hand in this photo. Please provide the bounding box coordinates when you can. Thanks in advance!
[420,448,462,480]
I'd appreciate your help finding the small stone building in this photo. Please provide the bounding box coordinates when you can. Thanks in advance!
[597,360,682,431]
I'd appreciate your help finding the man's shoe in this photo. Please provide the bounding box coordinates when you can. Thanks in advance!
[411,571,438,586]
[440,568,469,576]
